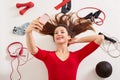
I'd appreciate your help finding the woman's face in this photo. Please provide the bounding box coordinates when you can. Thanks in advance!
[54,26,71,45]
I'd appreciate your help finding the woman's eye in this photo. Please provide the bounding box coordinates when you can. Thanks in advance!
[54,31,65,34]
[54,32,58,34]
[61,31,65,33]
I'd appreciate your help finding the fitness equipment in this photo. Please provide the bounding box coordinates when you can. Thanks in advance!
[84,10,101,22]
[98,32,116,43]
[95,61,112,78]
[98,32,120,58]
[61,0,71,14]
[16,1,34,15]
[55,0,70,10]
[76,7,106,26]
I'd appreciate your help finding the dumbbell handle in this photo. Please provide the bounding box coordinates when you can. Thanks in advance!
[16,1,34,8]
[98,32,116,43]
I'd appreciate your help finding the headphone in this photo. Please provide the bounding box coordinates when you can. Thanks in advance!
[7,42,23,58]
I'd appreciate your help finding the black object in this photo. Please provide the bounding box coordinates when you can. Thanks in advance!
[93,10,101,18]
[61,0,71,14]
[84,12,94,22]
[84,10,101,22]
[98,32,117,43]
[95,61,112,78]
[84,12,93,19]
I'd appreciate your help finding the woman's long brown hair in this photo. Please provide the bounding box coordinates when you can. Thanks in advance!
[40,12,95,38]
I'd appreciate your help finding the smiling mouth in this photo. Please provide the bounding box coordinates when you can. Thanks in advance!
[56,37,63,40]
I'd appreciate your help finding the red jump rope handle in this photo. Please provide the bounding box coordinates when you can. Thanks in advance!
[16,1,34,8]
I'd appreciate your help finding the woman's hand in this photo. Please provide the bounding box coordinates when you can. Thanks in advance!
[25,18,44,34]
[68,38,79,45]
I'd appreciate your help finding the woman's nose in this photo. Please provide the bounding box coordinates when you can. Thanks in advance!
[57,32,61,35]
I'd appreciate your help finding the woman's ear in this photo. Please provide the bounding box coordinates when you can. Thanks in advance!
[68,35,71,40]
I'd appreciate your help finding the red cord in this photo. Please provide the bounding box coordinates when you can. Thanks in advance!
[7,42,33,80]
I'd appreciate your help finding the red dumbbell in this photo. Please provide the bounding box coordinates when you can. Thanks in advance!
[16,1,34,15]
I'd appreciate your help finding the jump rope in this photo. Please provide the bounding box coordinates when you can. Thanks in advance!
[76,7,106,26]
[99,32,120,58]
[7,42,33,80]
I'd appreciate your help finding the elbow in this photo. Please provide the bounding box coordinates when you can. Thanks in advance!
[94,35,104,45]
[30,50,38,55]
[28,48,38,55]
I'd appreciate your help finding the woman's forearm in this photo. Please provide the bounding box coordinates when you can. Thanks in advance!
[26,32,38,55]
[77,35,104,45]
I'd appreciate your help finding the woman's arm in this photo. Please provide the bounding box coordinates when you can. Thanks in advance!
[26,14,50,55]
[71,34,104,60]
[69,34,104,45]
[25,19,44,55]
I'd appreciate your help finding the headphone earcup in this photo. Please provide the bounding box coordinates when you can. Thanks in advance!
[7,42,24,58]
[19,47,23,56]
[10,53,17,58]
